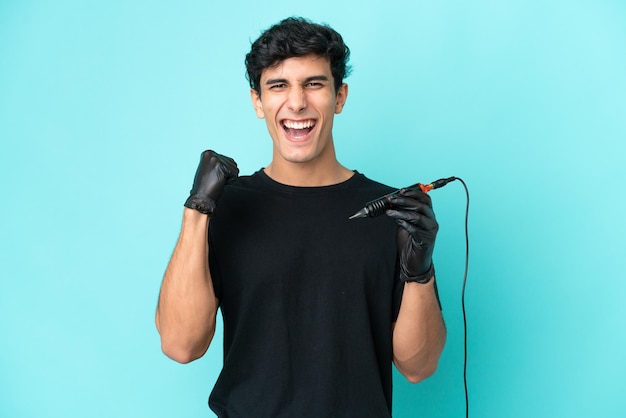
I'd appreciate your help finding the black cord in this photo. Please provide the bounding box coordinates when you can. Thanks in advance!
[452,177,470,418]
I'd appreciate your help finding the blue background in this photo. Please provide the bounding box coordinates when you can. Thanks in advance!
[1,1,625,417]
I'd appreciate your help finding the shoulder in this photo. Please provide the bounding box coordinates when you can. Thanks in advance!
[222,170,267,194]
[349,172,397,198]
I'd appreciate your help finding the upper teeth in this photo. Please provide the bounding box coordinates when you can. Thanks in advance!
[283,120,314,129]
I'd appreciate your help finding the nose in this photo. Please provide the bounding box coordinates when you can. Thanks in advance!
[286,87,307,112]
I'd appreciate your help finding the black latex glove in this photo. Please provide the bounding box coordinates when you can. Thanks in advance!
[385,187,438,283]
[183,150,239,215]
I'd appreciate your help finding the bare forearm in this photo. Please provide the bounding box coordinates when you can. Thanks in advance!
[392,280,446,383]
[156,208,218,363]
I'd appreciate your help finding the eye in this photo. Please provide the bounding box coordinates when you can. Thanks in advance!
[269,83,287,90]
[306,82,323,88]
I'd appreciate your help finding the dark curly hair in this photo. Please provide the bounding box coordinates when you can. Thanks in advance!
[245,17,352,95]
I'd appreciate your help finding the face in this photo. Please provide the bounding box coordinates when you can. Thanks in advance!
[251,54,348,169]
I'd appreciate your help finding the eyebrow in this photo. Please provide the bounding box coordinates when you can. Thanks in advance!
[264,75,330,85]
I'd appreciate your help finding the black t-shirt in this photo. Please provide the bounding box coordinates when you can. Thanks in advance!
[208,170,403,417]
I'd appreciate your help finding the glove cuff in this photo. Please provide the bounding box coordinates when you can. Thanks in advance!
[401,263,435,284]
[184,196,217,215]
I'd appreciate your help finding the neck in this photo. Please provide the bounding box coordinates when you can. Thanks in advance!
[264,159,353,187]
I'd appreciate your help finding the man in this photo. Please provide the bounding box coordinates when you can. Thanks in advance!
[156,17,446,417]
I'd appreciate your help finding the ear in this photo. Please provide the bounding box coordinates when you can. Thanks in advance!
[334,83,348,114]
[250,88,265,119]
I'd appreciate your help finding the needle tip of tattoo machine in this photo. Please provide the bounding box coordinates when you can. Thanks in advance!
[348,209,368,220]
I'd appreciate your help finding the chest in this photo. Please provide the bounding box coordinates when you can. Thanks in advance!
[211,191,398,304]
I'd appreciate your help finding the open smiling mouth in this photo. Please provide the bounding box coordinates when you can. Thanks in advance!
[282,119,316,139]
